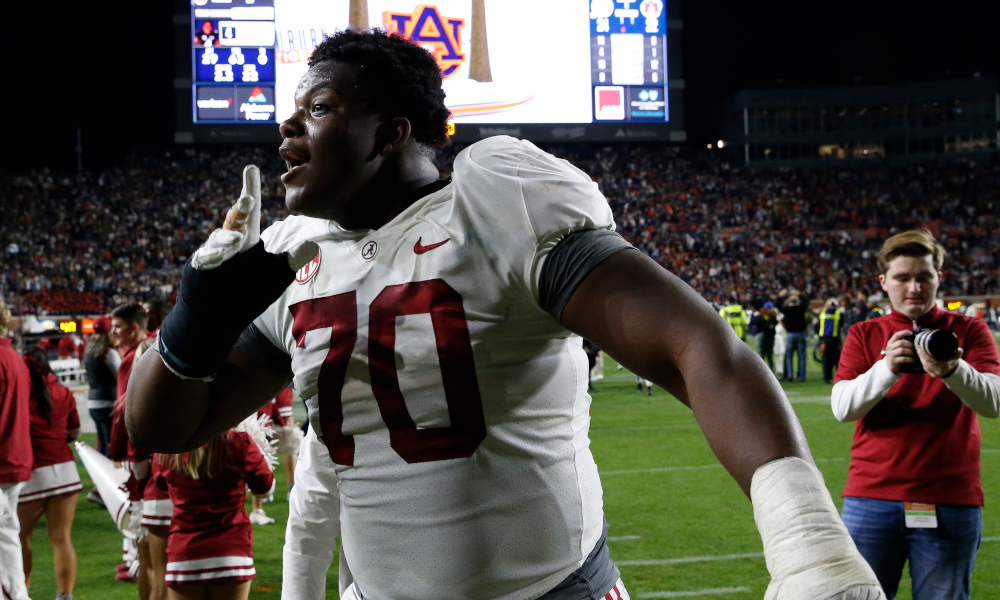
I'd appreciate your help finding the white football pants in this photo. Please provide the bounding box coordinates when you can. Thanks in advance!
[0,482,30,600]
[282,426,352,599]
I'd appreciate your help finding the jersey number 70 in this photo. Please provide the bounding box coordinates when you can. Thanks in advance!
[290,278,486,467]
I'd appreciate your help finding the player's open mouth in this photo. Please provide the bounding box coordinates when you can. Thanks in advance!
[279,147,309,182]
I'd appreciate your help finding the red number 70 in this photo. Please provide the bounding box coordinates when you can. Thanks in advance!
[290,279,486,466]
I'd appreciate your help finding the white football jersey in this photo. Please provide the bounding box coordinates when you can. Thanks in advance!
[255,136,614,600]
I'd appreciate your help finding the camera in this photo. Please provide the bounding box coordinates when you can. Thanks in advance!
[898,328,960,374]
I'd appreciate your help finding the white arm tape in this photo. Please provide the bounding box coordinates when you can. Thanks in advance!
[830,359,899,422]
[751,457,885,600]
[944,359,1000,418]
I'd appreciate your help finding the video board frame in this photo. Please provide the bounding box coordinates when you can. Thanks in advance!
[173,0,685,145]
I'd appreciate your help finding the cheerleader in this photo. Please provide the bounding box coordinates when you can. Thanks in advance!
[158,422,274,600]
[16,346,82,600]
[249,400,282,526]
[273,387,300,491]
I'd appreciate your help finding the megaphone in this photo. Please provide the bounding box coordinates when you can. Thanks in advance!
[75,441,142,538]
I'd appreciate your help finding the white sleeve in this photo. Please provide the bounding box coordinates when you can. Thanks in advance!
[282,427,343,600]
[830,358,899,422]
[457,136,614,303]
[943,359,1000,418]
[105,349,122,376]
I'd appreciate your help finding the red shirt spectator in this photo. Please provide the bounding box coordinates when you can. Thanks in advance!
[57,336,76,359]
[835,307,1000,505]
[0,338,32,483]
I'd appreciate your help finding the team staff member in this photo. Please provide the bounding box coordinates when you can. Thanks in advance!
[832,230,1000,600]
[719,295,748,341]
[0,298,32,600]
[18,346,82,600]
[128,29,883,600]
[818,299,843,384]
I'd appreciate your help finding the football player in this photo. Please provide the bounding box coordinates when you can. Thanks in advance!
[127,29,883,600]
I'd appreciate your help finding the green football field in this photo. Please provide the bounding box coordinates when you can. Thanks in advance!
[22,342,1000,599]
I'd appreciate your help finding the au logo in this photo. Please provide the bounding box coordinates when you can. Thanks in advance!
[383,5,465,78]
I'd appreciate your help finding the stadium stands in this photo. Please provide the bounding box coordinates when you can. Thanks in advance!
[2,144,999,315]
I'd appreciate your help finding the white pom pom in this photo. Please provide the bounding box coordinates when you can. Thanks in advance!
[275,425,305,457]
[0,486,10,520]
[234,412,278,471]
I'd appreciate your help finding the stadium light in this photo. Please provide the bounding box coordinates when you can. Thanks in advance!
[717,140,725,148]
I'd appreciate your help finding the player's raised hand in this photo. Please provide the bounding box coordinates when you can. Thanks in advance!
[753,457,886,600]
[191,165,264,270]
[157,165,317,380]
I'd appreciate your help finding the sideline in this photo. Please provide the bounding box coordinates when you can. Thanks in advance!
[639,587,752,598]
[619,552,763,566]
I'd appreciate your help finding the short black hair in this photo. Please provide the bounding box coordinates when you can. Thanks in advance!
[309,28,451,147]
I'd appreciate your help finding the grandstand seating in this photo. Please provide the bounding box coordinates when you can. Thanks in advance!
[2,145,998,315]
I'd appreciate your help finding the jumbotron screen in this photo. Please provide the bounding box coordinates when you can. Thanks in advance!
[176,0,684,143]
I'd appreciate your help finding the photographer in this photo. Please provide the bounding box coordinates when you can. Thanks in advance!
[831,230,1000,600]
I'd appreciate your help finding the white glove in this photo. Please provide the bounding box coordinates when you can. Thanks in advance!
[191,165,316,272]
[752,457,885,600]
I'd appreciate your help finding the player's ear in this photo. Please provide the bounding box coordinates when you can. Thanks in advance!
[878,273,887,292]
[373,117,412,157]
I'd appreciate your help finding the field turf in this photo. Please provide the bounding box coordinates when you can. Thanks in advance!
[22,341,1000,599]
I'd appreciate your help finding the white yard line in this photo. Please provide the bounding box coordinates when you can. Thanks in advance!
[602,457,846,476]
[639,587,752,598]
[608,535,642,541]
[601,464,724,476]
[591,424,700,432]
[983,536,1000,542]
[788,396,833,404]
[619,552,763,566]
[982,449,1000,454]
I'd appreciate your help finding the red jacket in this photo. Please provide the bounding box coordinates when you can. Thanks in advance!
[836,306,1000,505]
[0,339,32,483]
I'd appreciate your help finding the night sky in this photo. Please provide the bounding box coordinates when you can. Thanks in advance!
[3,1,998,171]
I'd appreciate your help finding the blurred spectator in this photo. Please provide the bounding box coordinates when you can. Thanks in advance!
[777,289,811,382]
[0,297,32,600]
[2,145,999,317]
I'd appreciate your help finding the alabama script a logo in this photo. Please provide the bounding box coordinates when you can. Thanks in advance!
[383,5,465,78]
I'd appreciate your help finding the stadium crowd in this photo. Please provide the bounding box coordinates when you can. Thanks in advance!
[3,144,1000,316]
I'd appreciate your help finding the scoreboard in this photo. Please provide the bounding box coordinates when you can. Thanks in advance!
[178,0,684,143]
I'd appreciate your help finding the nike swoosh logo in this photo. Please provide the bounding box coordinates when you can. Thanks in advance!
[414,237,450,255]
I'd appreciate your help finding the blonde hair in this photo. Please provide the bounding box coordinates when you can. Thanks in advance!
[159,435,229,480]
[133,337,156,362]
[877,229,945,274]
[0,298,9,337]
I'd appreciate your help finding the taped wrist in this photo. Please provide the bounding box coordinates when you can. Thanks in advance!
[751,457,883,600]
[158,240,294,378]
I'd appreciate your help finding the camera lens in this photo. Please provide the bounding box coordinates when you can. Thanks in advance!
[914,329,959,361]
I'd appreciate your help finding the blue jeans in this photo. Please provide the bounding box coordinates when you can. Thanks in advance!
[841,497,982,600]
[89,407,114,457]
[784,331,807,381]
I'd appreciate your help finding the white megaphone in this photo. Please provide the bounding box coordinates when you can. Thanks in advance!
[75,441,142,538]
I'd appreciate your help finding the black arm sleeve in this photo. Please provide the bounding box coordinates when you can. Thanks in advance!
[234,323,293,378]
[538,229,637,322]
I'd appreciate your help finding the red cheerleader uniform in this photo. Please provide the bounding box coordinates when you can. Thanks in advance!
[160,431,273,585]
[20,374,83,503]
